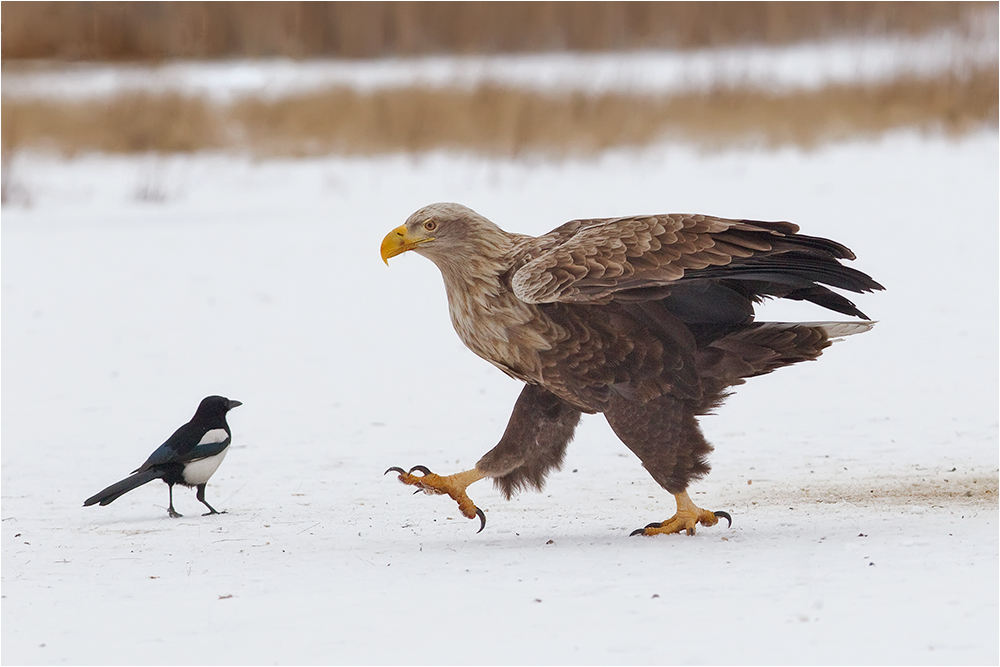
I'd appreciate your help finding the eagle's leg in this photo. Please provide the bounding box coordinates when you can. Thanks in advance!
[604,393,732,536]
[385,466,487,531]
[386,385,580,533]
[630,490,732,536]
[477,384,581,499]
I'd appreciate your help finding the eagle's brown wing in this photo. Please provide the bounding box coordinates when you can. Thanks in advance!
[510,214,881,319]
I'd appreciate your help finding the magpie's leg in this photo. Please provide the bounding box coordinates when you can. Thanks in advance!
[167,484,183,518]
[197,483,225,515]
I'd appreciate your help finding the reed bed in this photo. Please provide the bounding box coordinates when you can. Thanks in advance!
[2,2,995,156]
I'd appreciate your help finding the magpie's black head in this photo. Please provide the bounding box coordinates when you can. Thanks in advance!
[194,395,242,420]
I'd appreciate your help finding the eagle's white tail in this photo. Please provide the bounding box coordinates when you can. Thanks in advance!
[755,321,876,340]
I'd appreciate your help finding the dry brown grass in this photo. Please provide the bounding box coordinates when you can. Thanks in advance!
[1,2,989,60]
[2,2,995,157]
[3,65,996,157]
[1,93,225,154]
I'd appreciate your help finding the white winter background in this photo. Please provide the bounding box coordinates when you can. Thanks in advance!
[2,48,999,666]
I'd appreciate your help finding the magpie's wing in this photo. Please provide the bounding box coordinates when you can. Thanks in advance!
[177,438,230,462]
[132,422,201,473]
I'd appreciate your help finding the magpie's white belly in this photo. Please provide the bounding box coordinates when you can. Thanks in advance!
[182,448,229,485]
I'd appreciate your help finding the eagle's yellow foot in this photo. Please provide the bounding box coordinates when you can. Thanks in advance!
[385,466,487,532]
[630,491,732,537]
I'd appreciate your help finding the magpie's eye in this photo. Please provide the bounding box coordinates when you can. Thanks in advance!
[423,220,437,232]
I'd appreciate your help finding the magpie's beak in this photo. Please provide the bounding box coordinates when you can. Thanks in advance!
[227,399,243,411]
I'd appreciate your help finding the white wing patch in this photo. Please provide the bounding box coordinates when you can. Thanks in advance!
[182,448,229,485]
[197,428,229,445]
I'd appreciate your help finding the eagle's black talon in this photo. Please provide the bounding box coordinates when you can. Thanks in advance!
[475,507,486,533]
[714,510,732,527]
[409,465,433,475]
[630,521,662,536]
[385,466,406,476]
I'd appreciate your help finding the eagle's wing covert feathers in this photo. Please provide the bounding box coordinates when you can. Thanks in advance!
[510,214,799,305]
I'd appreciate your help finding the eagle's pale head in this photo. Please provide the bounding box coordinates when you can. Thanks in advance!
[380,202,510,270]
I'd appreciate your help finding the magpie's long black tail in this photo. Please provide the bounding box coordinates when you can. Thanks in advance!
[83,469,164,507]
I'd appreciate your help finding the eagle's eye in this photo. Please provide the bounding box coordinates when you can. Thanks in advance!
[423,219,438,232]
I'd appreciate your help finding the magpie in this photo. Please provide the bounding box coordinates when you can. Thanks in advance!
[84,395,242,517]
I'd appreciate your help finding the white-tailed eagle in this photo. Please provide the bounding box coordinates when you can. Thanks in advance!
[381,203,882,536]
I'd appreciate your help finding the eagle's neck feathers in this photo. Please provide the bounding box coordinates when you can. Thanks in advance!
[429,230,553,381]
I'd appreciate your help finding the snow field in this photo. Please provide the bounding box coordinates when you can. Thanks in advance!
[2,130,997,664]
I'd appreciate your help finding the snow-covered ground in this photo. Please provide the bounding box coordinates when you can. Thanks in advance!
[4,26,996,103]
[2,127,997,664]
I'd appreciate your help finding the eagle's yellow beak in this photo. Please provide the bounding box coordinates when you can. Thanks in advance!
[380,225,433,264]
